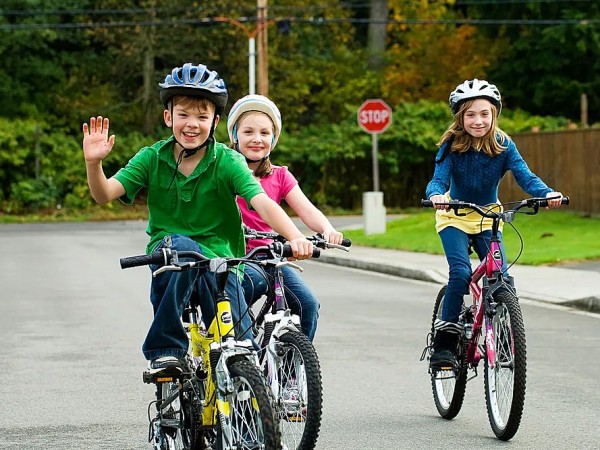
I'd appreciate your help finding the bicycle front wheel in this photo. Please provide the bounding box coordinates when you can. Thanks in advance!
[430,286,468,420]
[276,330,323,450]
[484,289,526,441]
[217,359,281,450]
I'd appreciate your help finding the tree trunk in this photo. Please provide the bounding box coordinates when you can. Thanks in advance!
[142,48,154,135]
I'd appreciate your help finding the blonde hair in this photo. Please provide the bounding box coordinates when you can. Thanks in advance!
[437,99,508,156]
[231,110,274,178]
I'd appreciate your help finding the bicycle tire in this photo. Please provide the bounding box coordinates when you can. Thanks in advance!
[484,289,526,441]
[216,359,282,450]
[275,330,323,450]
[155,381,186,450]
[430,286,468,420]
[182,379,208,450]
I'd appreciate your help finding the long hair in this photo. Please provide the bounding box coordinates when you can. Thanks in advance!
[437,99,508,157]
[230,110,273,178]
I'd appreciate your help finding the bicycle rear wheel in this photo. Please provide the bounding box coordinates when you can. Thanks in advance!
[484,289,526,441]
[276,330,323,450]
[217,359,281,450]
[430,286,468,420]
[154,381,185,450]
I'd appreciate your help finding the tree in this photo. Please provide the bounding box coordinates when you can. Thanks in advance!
[460,0,600,124]
[384,0,502,106]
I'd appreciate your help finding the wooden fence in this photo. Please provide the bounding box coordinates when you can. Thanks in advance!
[498,128,600,216]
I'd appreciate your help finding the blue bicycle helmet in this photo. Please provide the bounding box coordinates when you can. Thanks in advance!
[159,63,228,114]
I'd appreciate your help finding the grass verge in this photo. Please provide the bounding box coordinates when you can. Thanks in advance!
[342,209,600,266]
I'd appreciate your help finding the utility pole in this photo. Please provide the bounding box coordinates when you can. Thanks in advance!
[368,0,388,71]
[257,0,269,96]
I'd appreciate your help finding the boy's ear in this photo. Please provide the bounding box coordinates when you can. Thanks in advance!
[164,108,172,127]
[214,114,220,127]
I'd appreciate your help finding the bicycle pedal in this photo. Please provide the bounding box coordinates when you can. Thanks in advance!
[429,362,458,373]
[143,370,180,384]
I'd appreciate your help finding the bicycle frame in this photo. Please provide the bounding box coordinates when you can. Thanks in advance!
[254,262,305,398]
[185,264,255,432]
[465,232,507,369]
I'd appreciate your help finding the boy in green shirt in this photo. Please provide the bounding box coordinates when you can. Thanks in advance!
[82,63,313,372]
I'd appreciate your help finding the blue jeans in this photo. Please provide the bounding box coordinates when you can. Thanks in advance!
[142,235,253,361]
[438,226,508,325]
[242,263,320,341]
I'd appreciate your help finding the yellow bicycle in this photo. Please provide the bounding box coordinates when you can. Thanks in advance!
[121,242,281,450]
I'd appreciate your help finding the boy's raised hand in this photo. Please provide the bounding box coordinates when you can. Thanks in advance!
[82,116,115,164]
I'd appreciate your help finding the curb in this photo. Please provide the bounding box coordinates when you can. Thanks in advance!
[317,253,447,284]
[315,254,600,314]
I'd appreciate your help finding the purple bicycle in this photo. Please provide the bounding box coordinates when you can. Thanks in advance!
[420,196,569,441]
[244,227,351,450]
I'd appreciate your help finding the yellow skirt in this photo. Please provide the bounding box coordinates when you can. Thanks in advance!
[434,194,504,235]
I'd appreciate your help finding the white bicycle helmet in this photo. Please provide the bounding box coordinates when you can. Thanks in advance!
[159,63,228,114]
[449,79,502,115]
[227,94,283,149]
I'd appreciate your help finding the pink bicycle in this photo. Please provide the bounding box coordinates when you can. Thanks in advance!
[420,196,569,441]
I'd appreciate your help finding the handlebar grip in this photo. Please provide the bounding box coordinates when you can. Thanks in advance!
[421,199,433,207]
[538,196,570,208]
[120,251,166,269]
[341,238,352,247]
[281,244,321,259]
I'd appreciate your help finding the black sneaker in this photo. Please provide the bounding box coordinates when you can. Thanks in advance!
[429,330,459,369]
[148,356,184,374]
[429,348,457,369]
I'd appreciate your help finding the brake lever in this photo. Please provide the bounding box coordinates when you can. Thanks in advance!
[275,260,304,272]
[326,243,350,252]
[152,261,196,277]
[153,264,183,277]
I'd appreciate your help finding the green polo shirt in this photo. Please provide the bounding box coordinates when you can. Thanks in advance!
[114,136,264,258]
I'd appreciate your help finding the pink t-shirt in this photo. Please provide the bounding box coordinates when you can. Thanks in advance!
[237,165,298,250]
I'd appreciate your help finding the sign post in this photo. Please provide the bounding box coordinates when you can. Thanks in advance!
[357,99,392,235]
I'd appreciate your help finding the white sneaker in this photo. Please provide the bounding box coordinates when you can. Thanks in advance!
[148,356,183,374]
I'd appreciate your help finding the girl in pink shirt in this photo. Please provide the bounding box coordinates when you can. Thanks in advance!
[228,95,343,340]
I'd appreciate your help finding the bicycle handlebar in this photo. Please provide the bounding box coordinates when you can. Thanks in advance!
[120,241,321,272]
[421,196,570,218]
[244,226,352,251]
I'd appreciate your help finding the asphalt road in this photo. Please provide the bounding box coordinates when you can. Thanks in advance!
[1,221,599,449]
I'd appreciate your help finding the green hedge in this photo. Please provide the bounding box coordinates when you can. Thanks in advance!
[0,102,570,214]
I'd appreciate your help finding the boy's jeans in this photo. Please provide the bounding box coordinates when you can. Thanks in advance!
[142,234,252,361]
[242,263,320,341]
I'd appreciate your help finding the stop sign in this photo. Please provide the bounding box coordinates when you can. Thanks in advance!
[357,99,392,134]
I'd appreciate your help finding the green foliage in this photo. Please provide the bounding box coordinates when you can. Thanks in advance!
[0,118,84,213]
[499,109,570,133]
[461,1,600,124]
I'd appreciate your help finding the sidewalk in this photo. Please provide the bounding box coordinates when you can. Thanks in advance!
[291,216,600,313]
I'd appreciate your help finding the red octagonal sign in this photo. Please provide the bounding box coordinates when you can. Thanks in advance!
[357,99,392,134]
